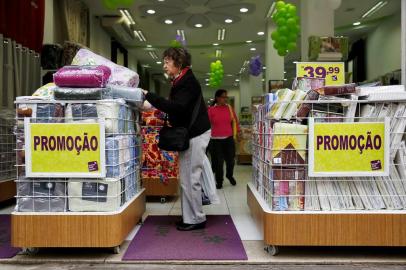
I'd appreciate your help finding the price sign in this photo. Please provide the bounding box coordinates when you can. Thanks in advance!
[296,62,345,86]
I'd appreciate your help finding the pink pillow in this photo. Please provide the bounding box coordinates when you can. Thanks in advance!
[54,65,111,88]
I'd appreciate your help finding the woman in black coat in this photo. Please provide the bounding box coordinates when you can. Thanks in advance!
[143,47,211,231]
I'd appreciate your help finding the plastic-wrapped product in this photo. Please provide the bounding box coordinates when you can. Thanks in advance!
[65,103,98,123]
[53,65,111,88]
[16,179,67,212]
[296,90,320,119]
[68,178,122,212]
[35,103,64,123]
[96,99,126,134]
[32,83,57,99]
[41,44,63,69]
[54,87,112,100]
[72,49,140,87]
[108,84,144,108]
[105,135,131,178]
[316,83,356,96]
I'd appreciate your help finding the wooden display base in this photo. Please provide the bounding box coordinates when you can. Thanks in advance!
[143,177,179,197]
[0,179,16,203]
[247,183,406,253]
[12,188,146,248]
[237,154,252,165]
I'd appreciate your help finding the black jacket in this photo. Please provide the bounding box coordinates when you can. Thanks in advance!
[145,69,211,138]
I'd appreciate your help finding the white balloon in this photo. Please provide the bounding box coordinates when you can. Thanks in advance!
[328,0,342,10]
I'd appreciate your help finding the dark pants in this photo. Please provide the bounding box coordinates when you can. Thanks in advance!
[209,137,235,185]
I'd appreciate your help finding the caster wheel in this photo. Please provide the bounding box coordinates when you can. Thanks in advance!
[22,247,39,255]
[160,197,166,203]
[112,245,120,254]
[264,245,279,256]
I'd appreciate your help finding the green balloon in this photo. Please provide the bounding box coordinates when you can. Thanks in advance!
[276,1,286,10]
[286,18,296,27]
[279,26,288,35]
[278,36,288,46]
[215,60,221,65]
[271,31,279,41]
[278,7,287,15]
[277,48,287,56]
[287,32,297,42]
[103,0,116,10]
[287,42,297,51]
[276,18,286,27]
[287,5,297,15]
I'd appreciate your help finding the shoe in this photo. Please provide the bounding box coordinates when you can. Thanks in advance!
[176,221,206,231]
[227,176,237,186]
[216,183,222,189]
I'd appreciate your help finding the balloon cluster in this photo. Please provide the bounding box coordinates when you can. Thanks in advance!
[103,0,135,10]
[249,55,263,77]
[169,35,186,48]
[271,1,300,57]
[209,60,224,88]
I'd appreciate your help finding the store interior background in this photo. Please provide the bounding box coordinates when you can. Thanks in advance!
[0,0,404,242]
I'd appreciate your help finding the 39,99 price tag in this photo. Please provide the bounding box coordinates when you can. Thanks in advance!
[296,62,345,86]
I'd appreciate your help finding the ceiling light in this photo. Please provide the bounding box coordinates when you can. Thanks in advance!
[134,30,147,42]
[246,40,252,43]
[225,19,233,23]
[148,51,158,60]
[147,44,152,48]
[215,49,222,58]
[176,29,186,41]
[156,61,162,64]
[240,7,249,13]
[235,79,240,82]
[284,79,287,81]
[257,31,265,36]
[217,29,226,41]
[213,43,219,46]
[226,74,233,77]
[195,23,203,28]
[164,19,173,24]
[353,21,361,26]
[147,9,156,14]
[119,9,135,25]
[362,1,388,18]
[284,71,287,73]
[158,0,165,1]
[263,66,266,70]
[250,48,256,51]
[205,78,209,81]
[262,79,265,82]
[205,83,209,86]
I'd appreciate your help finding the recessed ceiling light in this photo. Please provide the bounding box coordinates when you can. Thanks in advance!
[213,43,219,46]
[257,31,265,36]
[147,45,152,48]
[284,71,287,73]
[263,66,266,70]
[225,19,233,23]
[164,19,173,24]
[226,74,233,77]
[240,7,249,13]
[250,48,256,51]
[235,79,240,82]
[353,21,361,26]
[246,40,252,43]
[205,83,209,86]
[262,79,265,82]
[147,9,156,14]
[156,61,162,64]
[195,23,203,28]
[205,78,209,81]
[158,0,164,2]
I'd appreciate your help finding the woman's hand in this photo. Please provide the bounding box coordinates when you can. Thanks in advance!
[141,89,148,95]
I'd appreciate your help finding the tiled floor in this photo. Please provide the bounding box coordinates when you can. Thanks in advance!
[126,164,262,241]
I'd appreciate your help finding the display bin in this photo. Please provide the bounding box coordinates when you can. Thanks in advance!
[249,93,406,255]
[12,99,146,253]
[0,108,16,203]
[141,110,179,202]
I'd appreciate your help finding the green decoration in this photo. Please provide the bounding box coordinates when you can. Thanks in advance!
[209,60,224,88]
[102,0,135,10]
[270,1,300,57]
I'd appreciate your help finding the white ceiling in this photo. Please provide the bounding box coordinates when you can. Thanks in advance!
[82,0,402,89]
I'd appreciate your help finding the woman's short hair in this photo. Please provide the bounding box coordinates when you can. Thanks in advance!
[163,47,191,69]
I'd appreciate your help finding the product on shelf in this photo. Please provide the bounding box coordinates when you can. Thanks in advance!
[53,65,112,88]
[315,83,356,96]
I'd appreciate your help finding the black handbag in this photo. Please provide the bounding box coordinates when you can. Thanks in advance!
[158,95,201,151]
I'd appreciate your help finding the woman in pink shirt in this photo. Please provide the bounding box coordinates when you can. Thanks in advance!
[207,89,241,189]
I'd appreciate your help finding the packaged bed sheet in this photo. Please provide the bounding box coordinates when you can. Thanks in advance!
[53,65,111,88]
[72,48,139,87]
[68,178,122,212]
[16,179,67,212]
[54,87,112,100]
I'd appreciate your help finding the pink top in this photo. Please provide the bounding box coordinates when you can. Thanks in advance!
[207,105,240,138]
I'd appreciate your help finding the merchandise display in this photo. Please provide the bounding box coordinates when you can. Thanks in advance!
[53,65,112,88]
[252,83,406,211]
[72,48,140,87]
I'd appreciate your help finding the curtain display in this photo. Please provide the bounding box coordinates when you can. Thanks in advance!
[0,34,41,109]
[60,0,90,47]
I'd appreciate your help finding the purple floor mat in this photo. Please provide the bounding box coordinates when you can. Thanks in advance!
[122,215,247,261]
[0,215,20,258]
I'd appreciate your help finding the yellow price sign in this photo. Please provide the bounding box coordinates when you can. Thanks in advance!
[25,120,106,178]
[296,62,345,86]
[308,118,390,177]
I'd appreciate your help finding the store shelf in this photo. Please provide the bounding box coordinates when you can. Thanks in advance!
[12,188,145,248]
[143,177,179,197]
[0,179,16,203]
[248,183,406,246]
